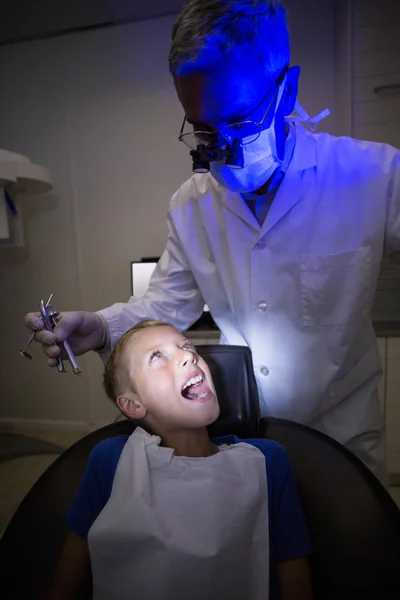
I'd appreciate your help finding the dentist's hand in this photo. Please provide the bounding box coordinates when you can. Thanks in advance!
[23,311,107,367]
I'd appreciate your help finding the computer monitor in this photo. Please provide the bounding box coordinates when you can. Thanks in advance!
[131,262,160,298]
[131,260,210,312]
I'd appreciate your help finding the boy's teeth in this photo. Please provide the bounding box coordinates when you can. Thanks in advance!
[182,374,203,390]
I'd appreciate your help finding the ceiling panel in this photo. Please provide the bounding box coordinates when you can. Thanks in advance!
[0,0,185,45]
[0,0,111,44]
[104,0,186,23]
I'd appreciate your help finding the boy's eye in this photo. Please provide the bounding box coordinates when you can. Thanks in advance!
[182,343,195,351]
[150,350,163,362]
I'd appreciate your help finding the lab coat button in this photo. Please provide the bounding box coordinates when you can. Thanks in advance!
[256,240,266,249]
[260,366,270,376]
[258,302,268,312]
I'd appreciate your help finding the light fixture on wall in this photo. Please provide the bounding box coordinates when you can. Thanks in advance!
[373,83,400,99]
[0,148,53,246]
[0,150,56,460]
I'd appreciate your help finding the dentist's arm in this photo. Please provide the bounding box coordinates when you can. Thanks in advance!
[24,213,204,365]
[384,151,400,265]
[96,212,205,360]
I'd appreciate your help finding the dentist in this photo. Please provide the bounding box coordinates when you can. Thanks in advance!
[25,0,400,487]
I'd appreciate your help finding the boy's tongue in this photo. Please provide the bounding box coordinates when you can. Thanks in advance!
[184,379,210,400]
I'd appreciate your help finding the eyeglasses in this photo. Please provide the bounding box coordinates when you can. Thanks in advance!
[178,67,288,151]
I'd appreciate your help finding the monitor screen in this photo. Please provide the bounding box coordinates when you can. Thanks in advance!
[131,261,209,311]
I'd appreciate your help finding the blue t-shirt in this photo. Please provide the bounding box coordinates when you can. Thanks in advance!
[66,435,312,599]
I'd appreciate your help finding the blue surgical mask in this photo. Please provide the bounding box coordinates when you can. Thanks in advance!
[210,77,330,194]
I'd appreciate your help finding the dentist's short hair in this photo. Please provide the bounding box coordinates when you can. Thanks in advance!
[169,0,290,80]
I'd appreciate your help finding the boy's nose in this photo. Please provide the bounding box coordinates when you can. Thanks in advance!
[179,350,196,367]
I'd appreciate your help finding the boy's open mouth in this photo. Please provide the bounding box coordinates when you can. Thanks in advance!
[181,374,210,400]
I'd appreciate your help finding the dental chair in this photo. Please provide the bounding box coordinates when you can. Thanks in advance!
[1,346,399,600]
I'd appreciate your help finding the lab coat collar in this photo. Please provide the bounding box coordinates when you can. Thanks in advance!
[221,124,317,234]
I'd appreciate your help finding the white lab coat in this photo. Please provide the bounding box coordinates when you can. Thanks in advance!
[98,124,400,485]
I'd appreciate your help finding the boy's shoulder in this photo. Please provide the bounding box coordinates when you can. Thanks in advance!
[241,437,288,457]
[217,436,292,494]
[216,435,289,468]
[89,434,130,466]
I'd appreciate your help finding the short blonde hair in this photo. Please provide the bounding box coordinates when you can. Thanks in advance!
[103,320,172,401]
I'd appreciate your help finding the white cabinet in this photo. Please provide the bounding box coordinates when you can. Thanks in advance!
[386,339,400,475]
[377,337,386,417]
[351,0,400,149]
[369,336,400,477]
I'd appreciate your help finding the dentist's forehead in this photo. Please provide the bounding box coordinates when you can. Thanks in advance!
[175,58,271,127]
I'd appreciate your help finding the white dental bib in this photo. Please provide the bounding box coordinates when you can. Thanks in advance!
[88,427,270,600]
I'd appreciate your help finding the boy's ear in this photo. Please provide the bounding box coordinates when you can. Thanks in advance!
[116,392,147,420]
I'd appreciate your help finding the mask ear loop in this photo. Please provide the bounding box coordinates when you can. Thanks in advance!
[290,101,331,132]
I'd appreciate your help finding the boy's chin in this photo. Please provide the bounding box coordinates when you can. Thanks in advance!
[187,398,220,428]
[175,392,220,428]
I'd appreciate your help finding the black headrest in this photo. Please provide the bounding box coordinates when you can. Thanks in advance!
[197,345,260,439]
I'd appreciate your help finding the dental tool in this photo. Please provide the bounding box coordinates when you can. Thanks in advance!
[20,294,82,375]
[20,293,53,360]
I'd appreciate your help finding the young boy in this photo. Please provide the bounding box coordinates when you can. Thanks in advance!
[47,320,313,600]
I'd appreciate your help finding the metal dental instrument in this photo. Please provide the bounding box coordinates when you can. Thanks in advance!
[20,294,82,375]
[39,299,82,375]
[20,293,54,360]
[39,299,67,373]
